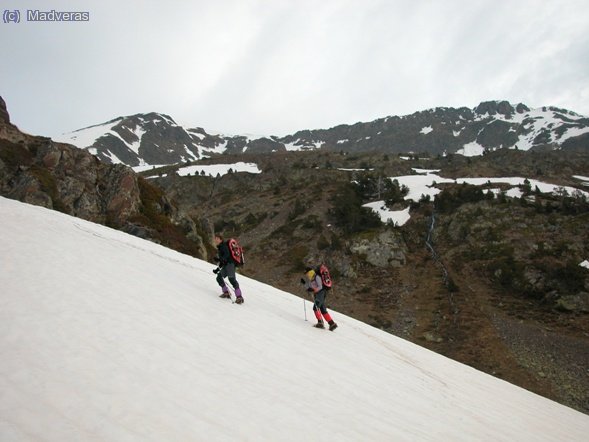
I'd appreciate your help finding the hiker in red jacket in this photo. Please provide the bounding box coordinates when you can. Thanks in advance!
[301,266,337,331]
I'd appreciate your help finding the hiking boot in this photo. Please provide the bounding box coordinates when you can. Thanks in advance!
[219,293,231,299]
[314,321,325,329]
[328,321,338,331]
[235,296,244,304]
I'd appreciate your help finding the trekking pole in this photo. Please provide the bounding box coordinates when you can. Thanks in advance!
[306,290,317,322]
[300,279,308,321]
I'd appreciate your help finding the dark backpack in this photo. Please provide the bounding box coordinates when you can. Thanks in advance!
[227,238,245,267]
[316,264,332,289]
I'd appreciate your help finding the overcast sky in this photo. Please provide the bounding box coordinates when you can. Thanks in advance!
[2,0,588,138]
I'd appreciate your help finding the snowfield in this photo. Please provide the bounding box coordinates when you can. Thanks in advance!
[1,196,588,441]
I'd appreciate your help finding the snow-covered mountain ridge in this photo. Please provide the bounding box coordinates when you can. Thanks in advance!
[54,100,589,169]
[1,195,588,441]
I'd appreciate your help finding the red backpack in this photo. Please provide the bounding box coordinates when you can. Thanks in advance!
[227,238,245,266]
[316,264,332,289]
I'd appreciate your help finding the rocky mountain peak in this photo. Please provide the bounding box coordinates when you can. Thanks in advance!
[474,100,517,117]
[55,100,589,170]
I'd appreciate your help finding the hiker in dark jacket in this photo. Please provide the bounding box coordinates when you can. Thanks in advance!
[213,234,244,304]
[301,266,337,330]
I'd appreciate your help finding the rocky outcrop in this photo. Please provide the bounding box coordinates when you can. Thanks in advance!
[349,230,407,268]
[556,292,589,313]
[222,136,286,155]
[0,136,141,225]
[0,95,29,144]
[0,98,210,259]
[0,96,10,124]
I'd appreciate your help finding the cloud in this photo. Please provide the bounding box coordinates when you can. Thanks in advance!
[2,0,589,138]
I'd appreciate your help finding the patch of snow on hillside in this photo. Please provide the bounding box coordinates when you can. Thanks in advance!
[54,119,122,148]
[457,140,485,156]
[285,140,325,151]
[382,173,589,214]
[580,260,589,269]
[101,150,124,165]
[182,144,198,162]
[455,177,589,198]
[468,106,588,151]
[187,129,206,140]
[412,168,441,175]
[133,164,170,173]
[160,114,177,126]
[363,201,411,226]
[127,126,146,156]
[177,162,261,177]
[200,139,228,156]
[558,126,589,143]
[420,126,433,135]
[573,175,589,187]
[509,108,561,150]
[393,173,454,201]
[338,168,373,172]
[505,187,524,198]
[284,140,305,151]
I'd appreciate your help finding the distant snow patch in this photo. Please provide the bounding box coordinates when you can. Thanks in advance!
[412,168,440,175]
[338,168,373,172]
[133,164,170,173]
[54,119,122,149]
[457,140,485,156]
[201,140,228,156]
[177,162,261,177]
[363,201,411,226]
[420,126,433,135]
[573,175,589,187]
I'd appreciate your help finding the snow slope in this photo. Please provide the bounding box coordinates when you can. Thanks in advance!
[1,196,588,441]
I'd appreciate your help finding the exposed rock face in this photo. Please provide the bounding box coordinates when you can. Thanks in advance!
[0,96,10,124]
[556,292,589,313]
[0,95,29,144]
[349,230,407,267]
[0,98,210,259]
[225,137,286,155]
[0,136,141,225]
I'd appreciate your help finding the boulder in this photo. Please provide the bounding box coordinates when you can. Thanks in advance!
[350,230,407,268]
[555,292,589,313]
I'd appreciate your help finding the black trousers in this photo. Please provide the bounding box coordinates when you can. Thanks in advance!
[216,262,239,289]
[312,289,328,314]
